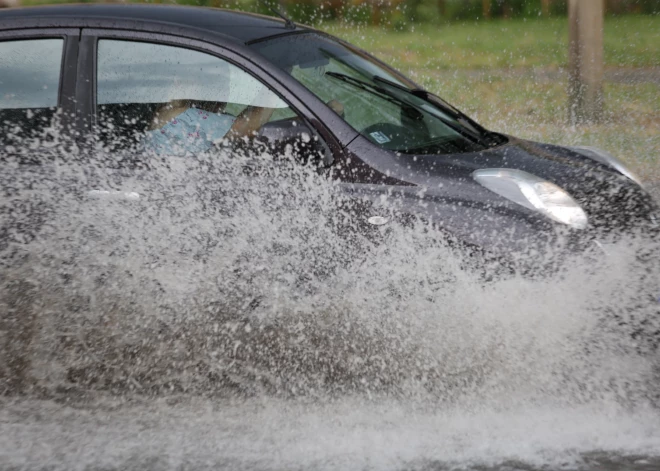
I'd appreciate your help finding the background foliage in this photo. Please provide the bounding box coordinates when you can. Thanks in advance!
[17,0,660,26]
[223,0,655,27]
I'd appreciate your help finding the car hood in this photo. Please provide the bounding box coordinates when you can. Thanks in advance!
[341,135,658,258]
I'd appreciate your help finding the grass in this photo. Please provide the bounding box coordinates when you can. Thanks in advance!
[323,16,660,181]
[323,16,660,70]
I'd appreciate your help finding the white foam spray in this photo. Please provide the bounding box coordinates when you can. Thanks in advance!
[0,142,659,470]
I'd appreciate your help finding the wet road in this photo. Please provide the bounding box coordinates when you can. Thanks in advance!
[1,396,660,471]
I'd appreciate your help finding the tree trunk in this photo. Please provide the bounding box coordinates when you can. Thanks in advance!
[371,2,382,26]
[437,0,446,18]
[568,0,604,124]
[482,0,491,19]
[541,0,551,16]
[502,0,512,19]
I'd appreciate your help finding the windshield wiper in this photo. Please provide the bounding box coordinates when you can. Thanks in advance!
[372,75,469,120]
[325,72,406,107]
[326,71,490,148]
[373,75,473,128]
[372,75,426,97]
[372,75,503,146]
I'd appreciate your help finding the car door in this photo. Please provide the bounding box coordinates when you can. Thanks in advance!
[73,28,389,248]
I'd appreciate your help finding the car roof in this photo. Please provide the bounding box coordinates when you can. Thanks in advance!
[0,3,304,43]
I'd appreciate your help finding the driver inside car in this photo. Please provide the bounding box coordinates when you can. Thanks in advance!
[143,99,275,156]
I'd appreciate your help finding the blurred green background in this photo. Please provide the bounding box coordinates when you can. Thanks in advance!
[11,0,660,181]
[20,0,659,26]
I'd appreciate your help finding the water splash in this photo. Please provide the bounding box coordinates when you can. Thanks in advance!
[1,145,658,402]
[0,141,659,470]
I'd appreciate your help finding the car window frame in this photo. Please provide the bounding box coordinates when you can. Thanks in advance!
[0,28,79,134]
[78,28,341,161]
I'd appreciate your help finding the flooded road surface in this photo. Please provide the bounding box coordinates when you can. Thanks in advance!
[2,396,660,471]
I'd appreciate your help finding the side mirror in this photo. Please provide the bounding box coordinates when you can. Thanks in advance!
[257,118,333,167]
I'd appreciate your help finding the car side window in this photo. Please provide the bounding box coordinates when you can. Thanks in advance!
[95,39,306,157]
[0,38,64,146]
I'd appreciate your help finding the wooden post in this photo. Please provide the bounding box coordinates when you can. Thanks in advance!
[541,0,551,16]
[482,0,491,19]
[371,0,382,26]
[437,0,446,18]
[502,0,512,19]
[568,0,604,124]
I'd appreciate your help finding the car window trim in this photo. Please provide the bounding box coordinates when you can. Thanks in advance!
[0,28,79,132]
[79,28,343,159]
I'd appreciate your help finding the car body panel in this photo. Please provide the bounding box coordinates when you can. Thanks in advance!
[343,134,657,248]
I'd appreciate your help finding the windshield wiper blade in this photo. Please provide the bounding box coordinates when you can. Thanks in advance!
[325,71,373,88]
[371,75,493,142]
[372,75,500,145]
[374,75,470,121]
[372,75,426,97]
[326,71,488,147]
[325,71,424,113]
[325,72,403,104]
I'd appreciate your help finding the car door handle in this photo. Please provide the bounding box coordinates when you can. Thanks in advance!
[87,190,140,200]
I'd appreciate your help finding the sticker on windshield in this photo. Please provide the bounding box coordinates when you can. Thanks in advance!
[370,131,391,144]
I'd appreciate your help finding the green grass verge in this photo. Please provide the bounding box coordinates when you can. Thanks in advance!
[323,16,660,70]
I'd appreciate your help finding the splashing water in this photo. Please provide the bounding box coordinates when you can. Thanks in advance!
[0,139,659,470]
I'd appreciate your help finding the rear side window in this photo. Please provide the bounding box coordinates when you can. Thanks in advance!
[0,38,63,144]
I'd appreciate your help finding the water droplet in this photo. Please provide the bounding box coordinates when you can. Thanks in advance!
[367,216,388,226]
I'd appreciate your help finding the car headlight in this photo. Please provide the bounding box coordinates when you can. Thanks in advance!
[569,146,644,188]
[473,168,589,230]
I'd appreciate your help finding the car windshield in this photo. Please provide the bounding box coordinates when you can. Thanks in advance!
[251,32,500,155]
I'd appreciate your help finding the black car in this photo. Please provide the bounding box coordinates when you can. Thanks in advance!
[0,3,658,272]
